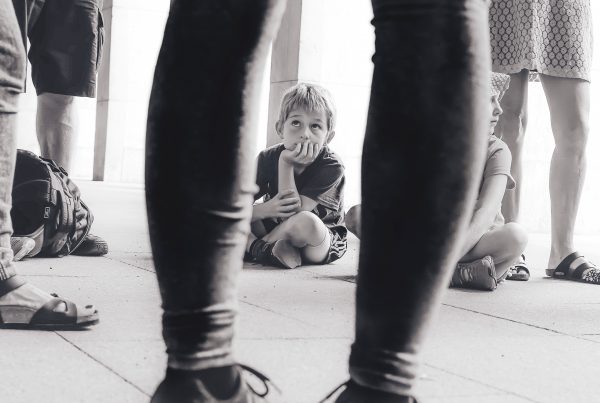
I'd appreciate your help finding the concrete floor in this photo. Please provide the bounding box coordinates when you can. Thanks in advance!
[2,181,600,403]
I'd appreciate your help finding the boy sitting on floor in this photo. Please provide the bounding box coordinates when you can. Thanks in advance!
[345,73,528,290]
[245,83,348,269]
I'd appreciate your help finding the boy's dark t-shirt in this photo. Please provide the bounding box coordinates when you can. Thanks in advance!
[255,143,345,234]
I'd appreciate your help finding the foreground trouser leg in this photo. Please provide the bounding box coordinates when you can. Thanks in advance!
[146,0,286,371]
[0,0,26,278]
[349,0,491,396]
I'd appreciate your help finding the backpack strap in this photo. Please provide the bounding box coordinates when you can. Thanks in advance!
[40,168,76,255]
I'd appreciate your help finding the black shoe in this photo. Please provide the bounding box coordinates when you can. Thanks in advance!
[72,233,108,256]
[322,380,417,403]
[151,364,278,403]
[248,239,301,269]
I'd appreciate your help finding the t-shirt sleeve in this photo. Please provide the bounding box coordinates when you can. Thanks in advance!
[301,162,345,211]
[484,141,516,189]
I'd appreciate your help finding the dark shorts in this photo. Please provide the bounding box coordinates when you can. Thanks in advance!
[13,0,105,97]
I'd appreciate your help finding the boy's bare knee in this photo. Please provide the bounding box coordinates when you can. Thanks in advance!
[287,211,326,243]
[505,222,528,255]
[346,204,361,237]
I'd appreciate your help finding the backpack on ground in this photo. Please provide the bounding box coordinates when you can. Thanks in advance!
[10,149,94,257]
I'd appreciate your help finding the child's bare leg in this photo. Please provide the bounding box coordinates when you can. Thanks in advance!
[346,204,362,239]
[262,211,330,263]
[461,222,528,279]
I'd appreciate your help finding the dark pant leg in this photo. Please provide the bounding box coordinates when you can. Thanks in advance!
[0,0,25,279]
[145,0,286,370]
[350,0,491,395]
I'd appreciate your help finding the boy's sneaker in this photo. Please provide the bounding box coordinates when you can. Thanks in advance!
[322,380,417,403]
[72,233,109,256]
[10,237,36,261]
[151,364,278,403]
[450,255,497,291]
[248,239,301,269]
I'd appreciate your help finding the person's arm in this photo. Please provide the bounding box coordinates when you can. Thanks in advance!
[459,174,508,257]
[278,142,320,211]
[251,190,299,222]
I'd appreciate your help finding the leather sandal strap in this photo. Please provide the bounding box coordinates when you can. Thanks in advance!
[30,298,78,325]
[573,260,597,279]
[553,251,583,278]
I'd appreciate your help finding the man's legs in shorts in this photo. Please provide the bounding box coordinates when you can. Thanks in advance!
[0,0,98,328]
[24,0,107,255]
[339,0,491,400]
[146,0,287,401]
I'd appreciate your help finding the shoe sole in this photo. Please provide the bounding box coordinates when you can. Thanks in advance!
[272,240,301,269]
[12,239,36,262]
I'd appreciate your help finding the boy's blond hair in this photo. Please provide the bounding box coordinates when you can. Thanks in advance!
[275,83,337,134]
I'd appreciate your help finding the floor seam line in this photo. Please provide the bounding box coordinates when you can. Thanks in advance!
[240,300,317,327]
[442,303,599,343]
[423,363,541,403]
[103,256,155,273]
[55,332,150,397]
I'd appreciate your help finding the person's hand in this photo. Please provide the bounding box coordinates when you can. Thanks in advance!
[259,189,300,218]
[280,141,320,165]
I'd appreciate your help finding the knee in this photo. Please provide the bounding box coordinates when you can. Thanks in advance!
[503,222,528,258]
[286,211,326,242]
[555,122,589,158]
[345,204,361,238]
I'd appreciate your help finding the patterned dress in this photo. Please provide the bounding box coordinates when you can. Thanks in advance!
[489,0,593,81]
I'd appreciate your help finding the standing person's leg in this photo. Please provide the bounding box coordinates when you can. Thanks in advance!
[36,93,76,170]
[540,75,590,273]
[495,69,529,223]
[336,0,491,400]
[146,0,286,401]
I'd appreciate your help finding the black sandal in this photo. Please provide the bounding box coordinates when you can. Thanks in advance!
[547,251,600,284]
[0,276,99,329]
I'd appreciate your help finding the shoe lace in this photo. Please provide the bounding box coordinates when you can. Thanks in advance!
[459,265,474,283]
[240,364,281,397]
[319,380,350,403]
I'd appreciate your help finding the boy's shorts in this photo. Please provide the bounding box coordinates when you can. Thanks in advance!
[13,0,104,97]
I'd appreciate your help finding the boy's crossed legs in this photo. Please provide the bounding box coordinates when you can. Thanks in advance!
[247,211,331,268]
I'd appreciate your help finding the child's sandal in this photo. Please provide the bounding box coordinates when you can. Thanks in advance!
[506,254,530,281]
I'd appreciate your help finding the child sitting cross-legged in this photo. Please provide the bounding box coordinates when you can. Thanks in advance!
[245,83,348,269]
[345,73,528,291]
[449,72,528,291]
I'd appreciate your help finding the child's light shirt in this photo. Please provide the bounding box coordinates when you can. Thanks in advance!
[482,135,516,230]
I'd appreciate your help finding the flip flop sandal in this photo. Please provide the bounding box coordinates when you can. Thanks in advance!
[0,276,99,329]
[546,251,600,284]
[506,254,530,281]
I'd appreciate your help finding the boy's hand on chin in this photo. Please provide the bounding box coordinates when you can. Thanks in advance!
[281,141,320,165]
